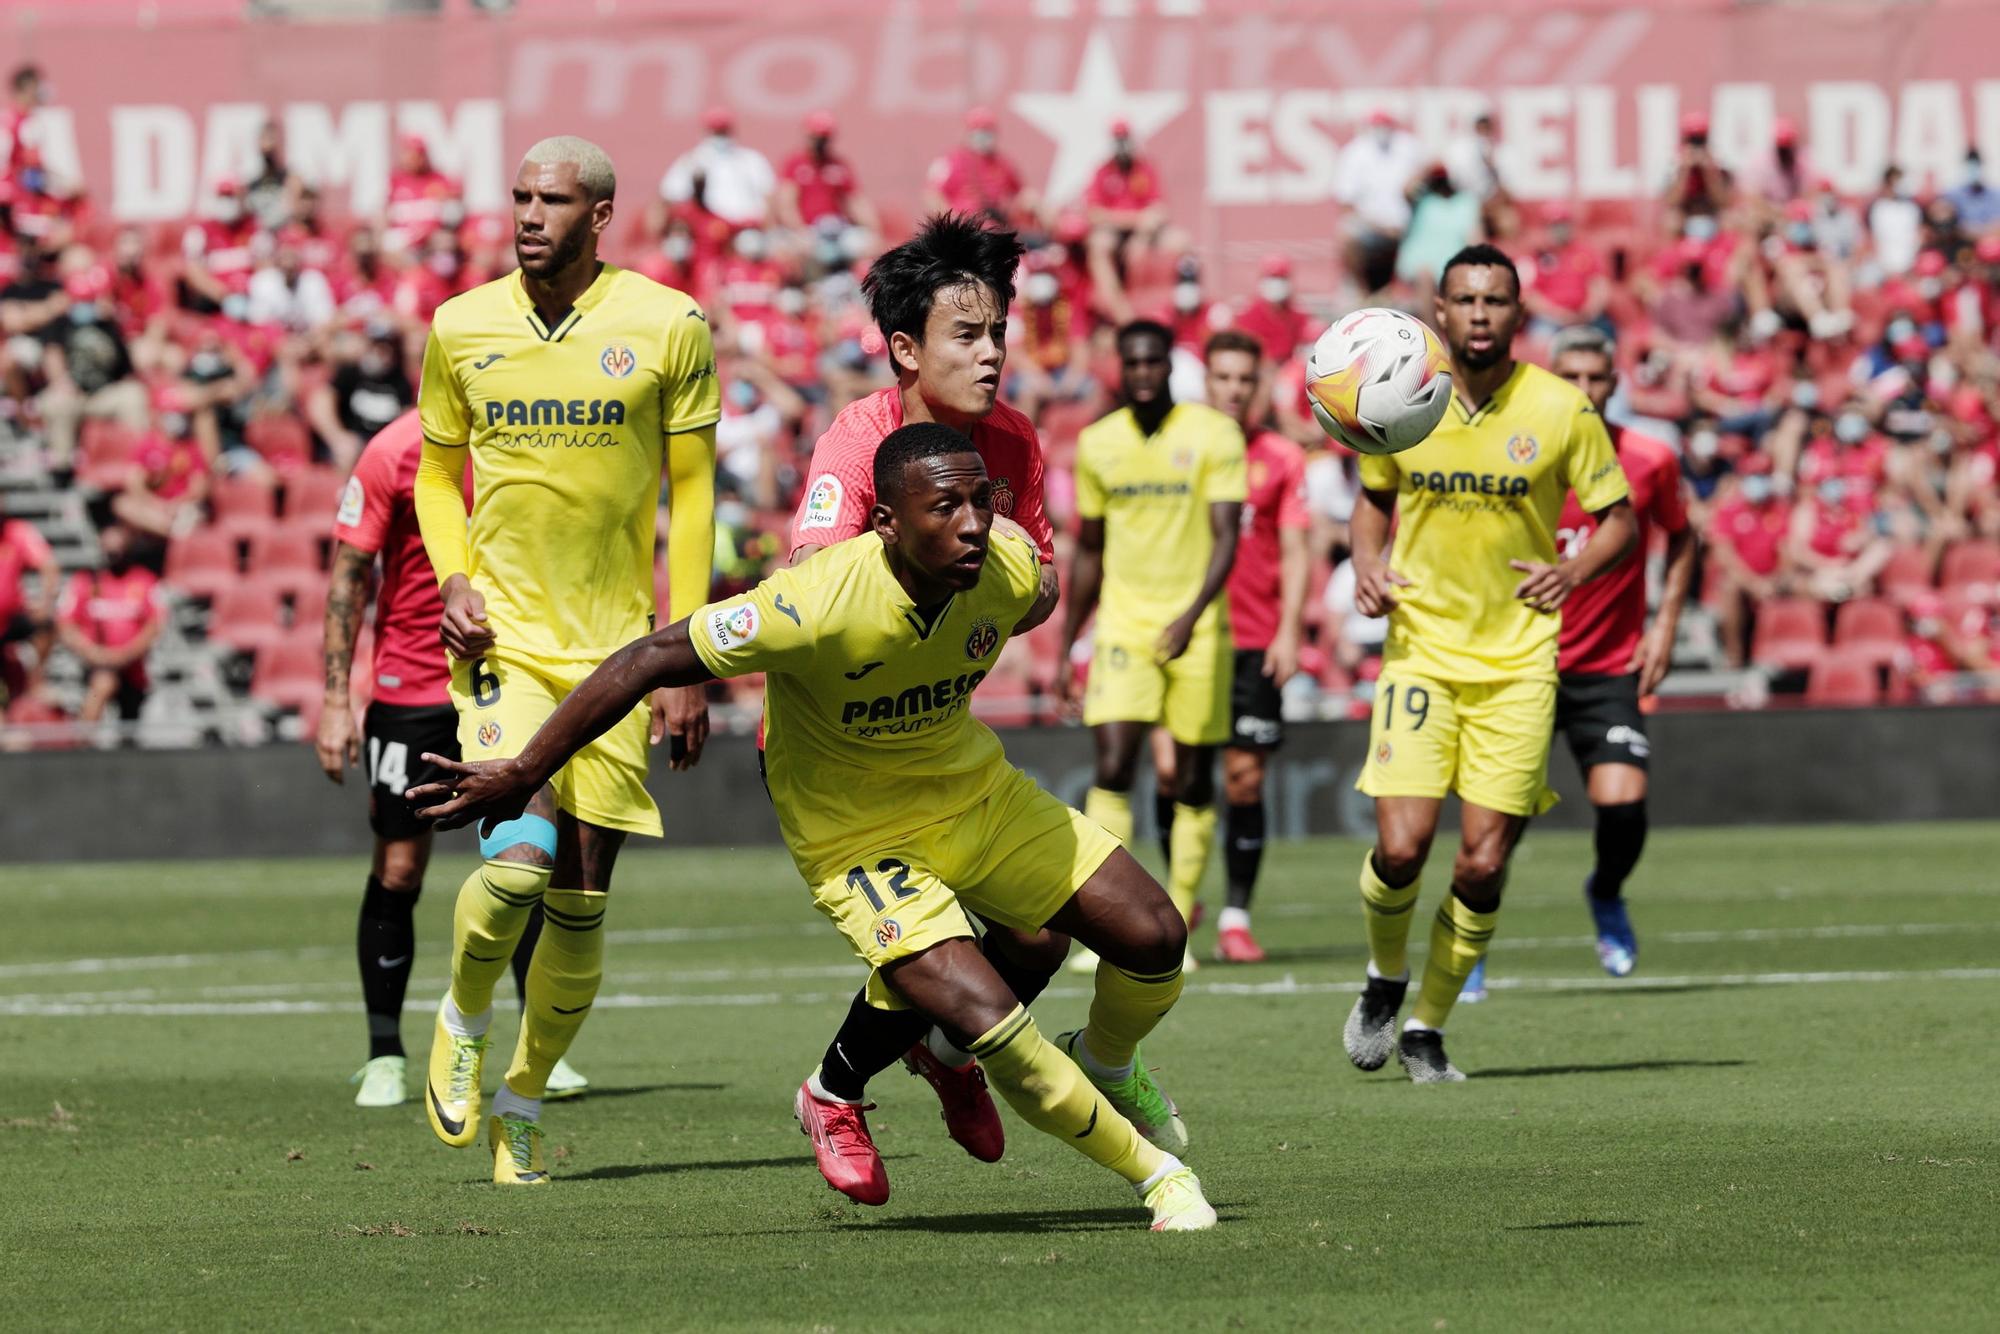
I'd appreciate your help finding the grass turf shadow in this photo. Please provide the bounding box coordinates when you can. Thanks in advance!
[559,1082,727,1102]
[1470,1059,1748,1079]
[1506,1219,1644,1231]
[567,1153,915,1182]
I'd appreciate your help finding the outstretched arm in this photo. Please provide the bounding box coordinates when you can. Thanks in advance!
[1158,499,1242,662]
[410,619,717,829]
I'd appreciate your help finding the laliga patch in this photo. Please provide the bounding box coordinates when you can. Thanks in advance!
[600,342,636,378]
[335,476,365,527]
[964,617,999,661]
[477,721,503,748]
[874,919,903,948]
[799,474,842,531]
[707,603,760,651]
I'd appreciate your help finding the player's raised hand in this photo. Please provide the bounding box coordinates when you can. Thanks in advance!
[314,699,359,783]
[438,575,497,660]
[1353,560,1411,618]
[654,684,709,771]
[1632,624,1674,697]
[1510,559,1577,613]
[407,753,534,831]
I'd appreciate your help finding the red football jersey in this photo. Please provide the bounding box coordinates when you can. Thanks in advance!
[788,388,1054,562]
[329,411,469,708]
[1557,425,1690,677]
[1226,430,1310,651]
[779,151,858,226]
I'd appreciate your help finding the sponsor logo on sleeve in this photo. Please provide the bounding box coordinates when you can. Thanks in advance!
[707,603,760,651]
[335,476,365,527]
[799,474,843,531]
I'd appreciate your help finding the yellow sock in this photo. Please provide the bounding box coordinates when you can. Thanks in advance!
[504,889,606,1098]
[968,1005,1166,1186]
[1411,893,1499,1029]
[449,859,552,1017]
[1359,850,1422,978]
[1166,801,1216,922]
[1085,959,1185,1072]
[1084,786,1133,847]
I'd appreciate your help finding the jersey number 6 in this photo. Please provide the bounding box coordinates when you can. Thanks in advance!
[471,657,502,708]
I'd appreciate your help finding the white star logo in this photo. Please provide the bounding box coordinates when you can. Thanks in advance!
[1011,30,1187,207]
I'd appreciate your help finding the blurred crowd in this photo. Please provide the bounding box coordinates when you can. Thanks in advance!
[3,60,2000,737]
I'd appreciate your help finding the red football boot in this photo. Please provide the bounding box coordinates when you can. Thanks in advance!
[902,1042,1005,1163]
[1214,924,1267,964]
[793,1081,889,1205]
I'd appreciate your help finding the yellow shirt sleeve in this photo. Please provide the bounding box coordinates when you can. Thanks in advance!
[687,562,818,680]
[417,326,470,447]
[1356,448,1401,492]
[413,439,469,585]
[1074,434,1106,520]
[1203,418,1248,504]
[663,424,717,621]
[662,304,722,435]
[1565,405,1630,513]
[994,528,1041,608]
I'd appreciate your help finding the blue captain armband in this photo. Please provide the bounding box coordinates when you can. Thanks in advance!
[480,814,559,860]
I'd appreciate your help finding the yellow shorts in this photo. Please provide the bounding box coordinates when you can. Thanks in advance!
[1356,668,1558,818]
[807,766,1122,1009]
[1082,626,1232,746]
[449,647,661,837]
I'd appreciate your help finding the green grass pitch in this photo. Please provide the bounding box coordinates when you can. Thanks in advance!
[5,824,1997,1331]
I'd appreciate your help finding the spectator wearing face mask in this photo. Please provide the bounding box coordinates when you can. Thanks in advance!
[1007,248,1096,426]
[333,226,396,326]
[1663,111,1731,234]
[635,218,713,306]
[1787,469,1890,602]
[108,226,170,338]
[112,415,212,542]
[1746,118,1813,210]
[1082,119,1180,325]
[1163,257,1226,356]
[1647,233,1754,349]
[243,119,301,232]
[716,225,785,330]
[926,106,1034,227]
[34,263,148,480]
[178,179,258,318]
[1231,254,1316,366]
[246,239,336,334]
[1900,591,1990,693]
[1333,109,1421,294]
[662,105,776,229]
[1946,236,2000,349]
[1943,150,2000,235]
[1520,201,1609,336]
[1707,456,1794,666]
[1680,417,1729,503]
[1867,167,1924,278]
[309,322,411,472]
[776,110,878,240]
[1396,163,1484,309]
[1693,315,1784,441]
[383,133,461,257]
[1767,199,1854,340]
[391,226,466,326]
[0,64,48,231]
[57,520,163,727]
[744,281,823,393]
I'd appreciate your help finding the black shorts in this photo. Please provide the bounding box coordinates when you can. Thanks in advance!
[1556,672,1650,773]
[1229,649,1285,750]
[364,701,461,840]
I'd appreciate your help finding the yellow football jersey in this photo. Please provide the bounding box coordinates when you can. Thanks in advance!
[689,530,1042,882]
[1074,402,1247,643]
[418,264,719,663]
[1358,361,1628,682]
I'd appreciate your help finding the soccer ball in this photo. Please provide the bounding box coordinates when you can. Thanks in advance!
[1305,308,1453,455]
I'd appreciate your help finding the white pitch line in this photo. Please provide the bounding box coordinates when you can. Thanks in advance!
[4,967,1997,1018]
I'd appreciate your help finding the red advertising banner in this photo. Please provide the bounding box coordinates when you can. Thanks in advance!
[7,0,1999,285]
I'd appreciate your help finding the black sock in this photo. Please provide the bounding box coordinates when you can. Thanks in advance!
[512,900,545,1009]
[980,927,1059,1008]
[1154,791,1176,866]
[817,989,931,1102]
[1224,800,1266,911]
[1590,800,1648,901]
[357,876,418,1060]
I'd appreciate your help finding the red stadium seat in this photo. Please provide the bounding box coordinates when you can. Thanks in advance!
[288,577,329,632]
[75,420,144,491]
[1831,598,1904,666]
[1877,545,1935,606]
[162,525,240,602]
[251,526,326,579]
[250,634,325,711]
[208,474,277,527]
[1750,597,1826,670]
[1040,403,1096,453]
[1939,540,2000,601]
[245,413,314,472]
[1806,654,1882,707]
[284,467,348,527]
[207,577,287,654]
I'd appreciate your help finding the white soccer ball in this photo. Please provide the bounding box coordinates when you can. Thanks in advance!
[1305,308,1453,455]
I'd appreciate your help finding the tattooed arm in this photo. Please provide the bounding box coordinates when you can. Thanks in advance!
[316,540,373,783]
